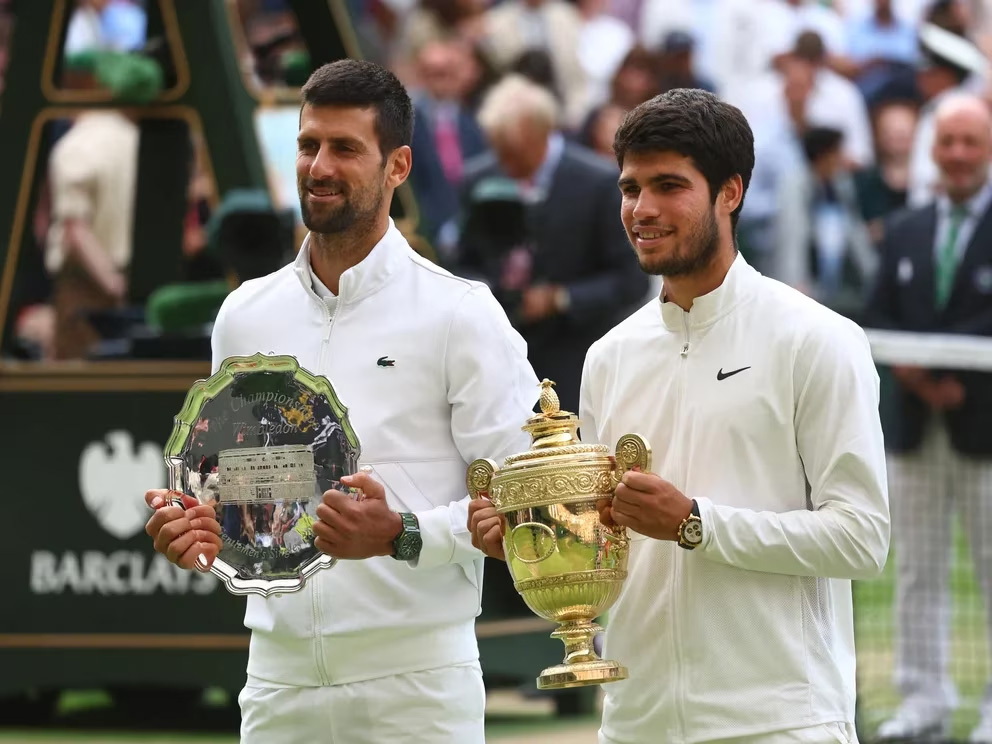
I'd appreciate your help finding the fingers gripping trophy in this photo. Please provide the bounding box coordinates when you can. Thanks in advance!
[467,379,650,689]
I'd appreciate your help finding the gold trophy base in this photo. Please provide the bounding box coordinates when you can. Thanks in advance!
[538,660,628,689]
[535,620,627,689]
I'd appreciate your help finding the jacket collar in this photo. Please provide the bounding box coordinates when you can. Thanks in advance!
[937,177,992,223]
[293,218,408,305]
[659,251,757,332]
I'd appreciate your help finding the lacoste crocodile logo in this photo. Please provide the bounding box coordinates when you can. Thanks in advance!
[377,356,395,368]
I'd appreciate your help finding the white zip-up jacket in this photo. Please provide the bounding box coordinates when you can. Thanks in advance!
[210,221,539,687]
[580,254,890,743]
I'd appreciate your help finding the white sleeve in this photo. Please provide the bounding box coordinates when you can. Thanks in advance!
[411,285,540,570]
[578,349,602,445]
[209,295,236,375]
[696,321,890,580]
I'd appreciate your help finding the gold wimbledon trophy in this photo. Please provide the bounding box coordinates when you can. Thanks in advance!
[467,379,650,689]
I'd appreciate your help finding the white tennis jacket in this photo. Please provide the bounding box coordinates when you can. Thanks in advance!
[210,220,539,687]
[580,254,890,743]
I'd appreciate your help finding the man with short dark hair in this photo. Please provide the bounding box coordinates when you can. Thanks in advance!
[470,88,891,743]
[144,59,539,744]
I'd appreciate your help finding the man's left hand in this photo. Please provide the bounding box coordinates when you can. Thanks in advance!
[314,472,402,559]
[603,469,694,541]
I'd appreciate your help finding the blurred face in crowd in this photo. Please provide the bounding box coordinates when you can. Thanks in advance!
[296,104,402,236]
[612,55,659,110]
[812,145,845,181]
[417,40,468,102]
[618,151,740,277]
[487,116,550,181]
[781,56,815,108]
[932,96,992,203]
[590,104,627,159]
[875,103,917,160]
[874,0,892,18]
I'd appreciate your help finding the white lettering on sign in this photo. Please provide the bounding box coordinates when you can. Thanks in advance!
[29,551,218,596]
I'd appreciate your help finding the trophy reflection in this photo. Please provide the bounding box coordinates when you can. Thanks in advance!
[468,379,650,689]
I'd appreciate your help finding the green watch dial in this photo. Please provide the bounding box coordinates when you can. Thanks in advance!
[392,512,423,561]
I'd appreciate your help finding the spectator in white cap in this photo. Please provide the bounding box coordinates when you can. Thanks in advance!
[908,21,990,206]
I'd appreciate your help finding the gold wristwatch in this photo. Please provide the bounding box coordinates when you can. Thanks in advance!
[677,500,703,550]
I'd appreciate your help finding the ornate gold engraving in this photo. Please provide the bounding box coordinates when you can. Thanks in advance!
[514,569,628,593]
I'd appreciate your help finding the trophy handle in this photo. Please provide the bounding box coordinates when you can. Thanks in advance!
[605,434,651,546]
[612,434,652,483]
[467,458,499,500]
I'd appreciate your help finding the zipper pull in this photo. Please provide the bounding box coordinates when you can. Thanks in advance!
[681,314,690,357]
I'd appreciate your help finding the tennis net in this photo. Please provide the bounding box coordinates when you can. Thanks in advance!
[856,328,992,742]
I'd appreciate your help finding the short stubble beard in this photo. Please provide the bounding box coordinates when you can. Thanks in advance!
[638,206,721,277]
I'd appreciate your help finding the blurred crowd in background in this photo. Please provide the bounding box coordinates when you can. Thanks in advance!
[4,0,992,409]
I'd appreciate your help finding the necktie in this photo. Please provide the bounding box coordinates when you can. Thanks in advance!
[433,110,463,186]
[936,204,968,310]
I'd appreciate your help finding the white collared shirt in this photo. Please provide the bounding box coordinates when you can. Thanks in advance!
[934,177,992,264]
[519,131,565,203]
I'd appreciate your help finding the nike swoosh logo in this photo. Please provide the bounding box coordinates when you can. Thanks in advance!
[717,366,750,381]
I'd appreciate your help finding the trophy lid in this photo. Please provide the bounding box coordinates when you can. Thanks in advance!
[500,380,610,466]
[522,379,583,449]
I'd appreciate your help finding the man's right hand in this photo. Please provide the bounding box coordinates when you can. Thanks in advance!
[144,489,223,570]
[468,497,506,561]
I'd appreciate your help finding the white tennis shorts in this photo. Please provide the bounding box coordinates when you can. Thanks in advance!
[239,661,486,744]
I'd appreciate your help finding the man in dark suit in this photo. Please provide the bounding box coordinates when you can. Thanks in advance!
[453,74,647,414]
[867,93,992,743]
[408,39,488,259]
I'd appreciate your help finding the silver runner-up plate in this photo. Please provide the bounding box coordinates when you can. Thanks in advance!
[163,354,360,596]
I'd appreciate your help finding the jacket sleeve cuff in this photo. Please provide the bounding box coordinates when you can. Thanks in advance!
[694,496,716,552]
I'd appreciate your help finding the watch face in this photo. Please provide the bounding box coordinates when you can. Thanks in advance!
[683,518,703,545]
[396,532,423,560]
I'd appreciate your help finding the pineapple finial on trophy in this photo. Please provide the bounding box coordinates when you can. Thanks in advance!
[539,379,559,416]
[525,379,578,449]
